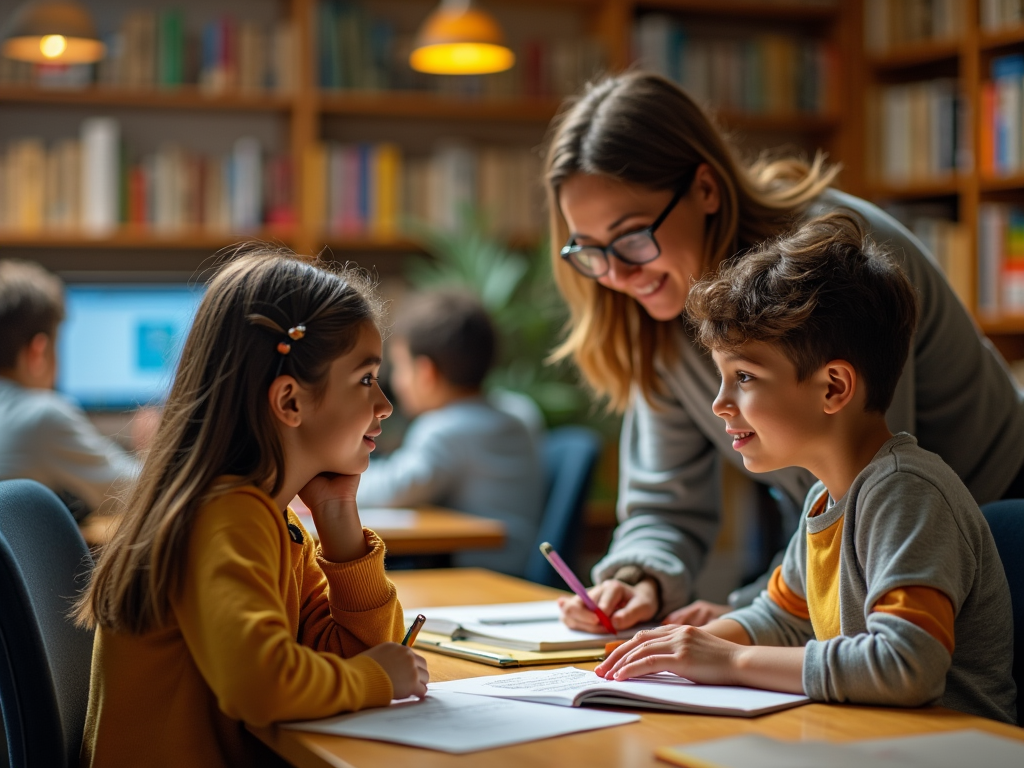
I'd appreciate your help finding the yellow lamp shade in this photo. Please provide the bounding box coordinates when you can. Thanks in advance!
[410,3,514,75]
[2,1,106,64]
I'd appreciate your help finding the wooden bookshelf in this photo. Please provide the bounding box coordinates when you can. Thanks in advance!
[0,0,853,264]
[850,0,1024,349]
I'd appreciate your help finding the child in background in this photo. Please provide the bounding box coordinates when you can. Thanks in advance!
[76,250,428,768]
[598,213,1016,724]
[0,260,142,516]
[357,290,544,576]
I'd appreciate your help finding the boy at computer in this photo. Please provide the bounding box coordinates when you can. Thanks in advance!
[597,212,1016,724]
[357,289,544,575]
[0,260,143,515]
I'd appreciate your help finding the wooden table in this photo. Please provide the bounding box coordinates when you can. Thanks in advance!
[79,506,505,558]
[249,569,1024,768]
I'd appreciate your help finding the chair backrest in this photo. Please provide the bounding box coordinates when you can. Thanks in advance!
[0,480,95,768]
[980,499,1024,725]
[523,426,603,587]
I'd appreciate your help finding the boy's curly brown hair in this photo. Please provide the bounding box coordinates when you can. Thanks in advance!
[685,211,918,413]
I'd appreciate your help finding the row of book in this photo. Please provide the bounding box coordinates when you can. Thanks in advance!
[316,1,605,99]
[980,54,1024,176]
[885,204,971,307]
[0,11,295,94]
[633,15,835,116]
[871,79,966,184]
[863,0,963,52]
[979,203,1024,312]
[981,0,1024,29]
[302,142,543,240]
[0,119,292,235]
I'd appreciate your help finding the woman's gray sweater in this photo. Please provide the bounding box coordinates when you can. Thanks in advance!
[592,190,1024,613]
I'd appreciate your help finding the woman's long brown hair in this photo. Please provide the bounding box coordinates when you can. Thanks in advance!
[74,247,382,634]
[545,71,839,412]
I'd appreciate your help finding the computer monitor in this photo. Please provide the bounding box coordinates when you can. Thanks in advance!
[58,283,206,410]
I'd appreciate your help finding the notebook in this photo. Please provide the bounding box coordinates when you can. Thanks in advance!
[412,630,609,667]
[403,600,642,651]
[431,666,810,717]
[654,730,1024,768]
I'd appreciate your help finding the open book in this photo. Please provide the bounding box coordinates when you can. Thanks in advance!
[431,666,810,717]
[403,601,641,651]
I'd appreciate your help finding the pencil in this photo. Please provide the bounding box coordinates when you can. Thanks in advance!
[539,542,618,635]
[402,613,426,646]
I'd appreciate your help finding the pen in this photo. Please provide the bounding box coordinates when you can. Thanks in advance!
[539,542,618,635]
[402,614,426,646]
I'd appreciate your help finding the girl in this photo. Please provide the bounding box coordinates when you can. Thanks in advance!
[75,249,428,768]
[549,72,1024,633]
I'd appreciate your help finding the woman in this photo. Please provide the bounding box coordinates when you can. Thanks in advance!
[550,72,1024,633]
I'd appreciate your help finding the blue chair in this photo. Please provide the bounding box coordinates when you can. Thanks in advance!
[981,499,1024,726]
[523,426,603,587]
[0,480,95,768]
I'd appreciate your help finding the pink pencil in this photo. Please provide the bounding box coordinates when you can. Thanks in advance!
[539,541,618,635]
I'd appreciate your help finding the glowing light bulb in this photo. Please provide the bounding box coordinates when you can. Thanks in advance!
[39,34,67,59]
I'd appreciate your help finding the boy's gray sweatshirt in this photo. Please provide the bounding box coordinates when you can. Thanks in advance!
[726,434,1017,724]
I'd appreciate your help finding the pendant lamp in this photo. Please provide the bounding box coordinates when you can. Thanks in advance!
[410,0,514,76]
[2,1,105,64]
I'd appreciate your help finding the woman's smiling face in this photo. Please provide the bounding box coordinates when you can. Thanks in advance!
[557,168,721,320]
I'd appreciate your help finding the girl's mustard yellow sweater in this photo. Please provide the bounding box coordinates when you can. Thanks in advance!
[80,485,405,768]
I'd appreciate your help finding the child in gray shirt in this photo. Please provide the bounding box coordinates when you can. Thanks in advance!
[596,213,1016,723]
[357,290,544,575]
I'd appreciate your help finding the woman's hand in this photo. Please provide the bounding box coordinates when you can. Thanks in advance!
[298,473,367,563]
[662,600,731,627]
[558,577,659,632]
[359,643,429,699]
[595,624,741,685]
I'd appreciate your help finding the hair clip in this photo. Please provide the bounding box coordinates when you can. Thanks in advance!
[276,325,307,357]
[277,341,291,355]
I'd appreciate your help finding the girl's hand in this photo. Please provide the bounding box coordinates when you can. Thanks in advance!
[662,600,731,627]
[558,578,658,632]
[359,643,429,700]
[594,624,741,685]
[298,472,361,510]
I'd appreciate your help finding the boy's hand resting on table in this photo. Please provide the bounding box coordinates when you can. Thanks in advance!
[595,625,743,685]
[558,578,659,632]
[360,643,429,699]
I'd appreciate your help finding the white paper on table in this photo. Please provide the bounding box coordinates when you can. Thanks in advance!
[432,666,809,716]
[280,690,639,754]
[849,729,1024,768]
[660,735,910,768]
[288,499,416,538]
[403,600,639,650]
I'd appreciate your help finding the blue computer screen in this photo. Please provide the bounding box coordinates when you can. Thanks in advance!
[58,284,206,410]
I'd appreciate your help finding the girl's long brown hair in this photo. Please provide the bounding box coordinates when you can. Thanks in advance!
[75,247,382,634]
[545,71,839,412]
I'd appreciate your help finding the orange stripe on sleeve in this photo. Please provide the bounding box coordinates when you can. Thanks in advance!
[767,565,810,620]
[872,586,955,655]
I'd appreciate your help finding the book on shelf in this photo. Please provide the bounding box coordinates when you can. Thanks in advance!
[0,119,294,237]
[0,9,294,94]
[871,79,966,184]
[979,202,1024,314]
[863,0,962,53]
[885,204,971,307]
[633,14,835,117]
[315,0,605,99]
[980,54,1024,176]
[981,0,1024,31]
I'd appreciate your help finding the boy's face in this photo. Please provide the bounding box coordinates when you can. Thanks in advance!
[711,341,831,474]
[387,337,430,417]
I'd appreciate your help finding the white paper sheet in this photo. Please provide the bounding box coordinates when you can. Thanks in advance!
[281,690,639,754]
[432,666,810,715]
[290,502,417,539]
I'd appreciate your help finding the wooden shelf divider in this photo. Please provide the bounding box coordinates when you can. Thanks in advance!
[0,84,296,112]
[867,38,961,70]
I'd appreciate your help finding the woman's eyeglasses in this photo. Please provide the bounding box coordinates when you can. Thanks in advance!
[560,183,689,279]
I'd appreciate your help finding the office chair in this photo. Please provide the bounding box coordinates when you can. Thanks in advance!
[980,499,1024,725]
[524,426,603,587]
[0,479,95,768]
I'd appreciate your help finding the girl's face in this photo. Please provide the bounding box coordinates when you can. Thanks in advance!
[299,322,393,475]
[558,168,721,321]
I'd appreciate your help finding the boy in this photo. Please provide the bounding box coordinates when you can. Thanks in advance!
[597,212,1016,724]
[0,260,140,516]
[357,290,544,575]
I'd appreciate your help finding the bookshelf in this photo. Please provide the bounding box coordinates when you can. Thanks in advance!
[851,0,1024,359]
[0,0,854,272]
